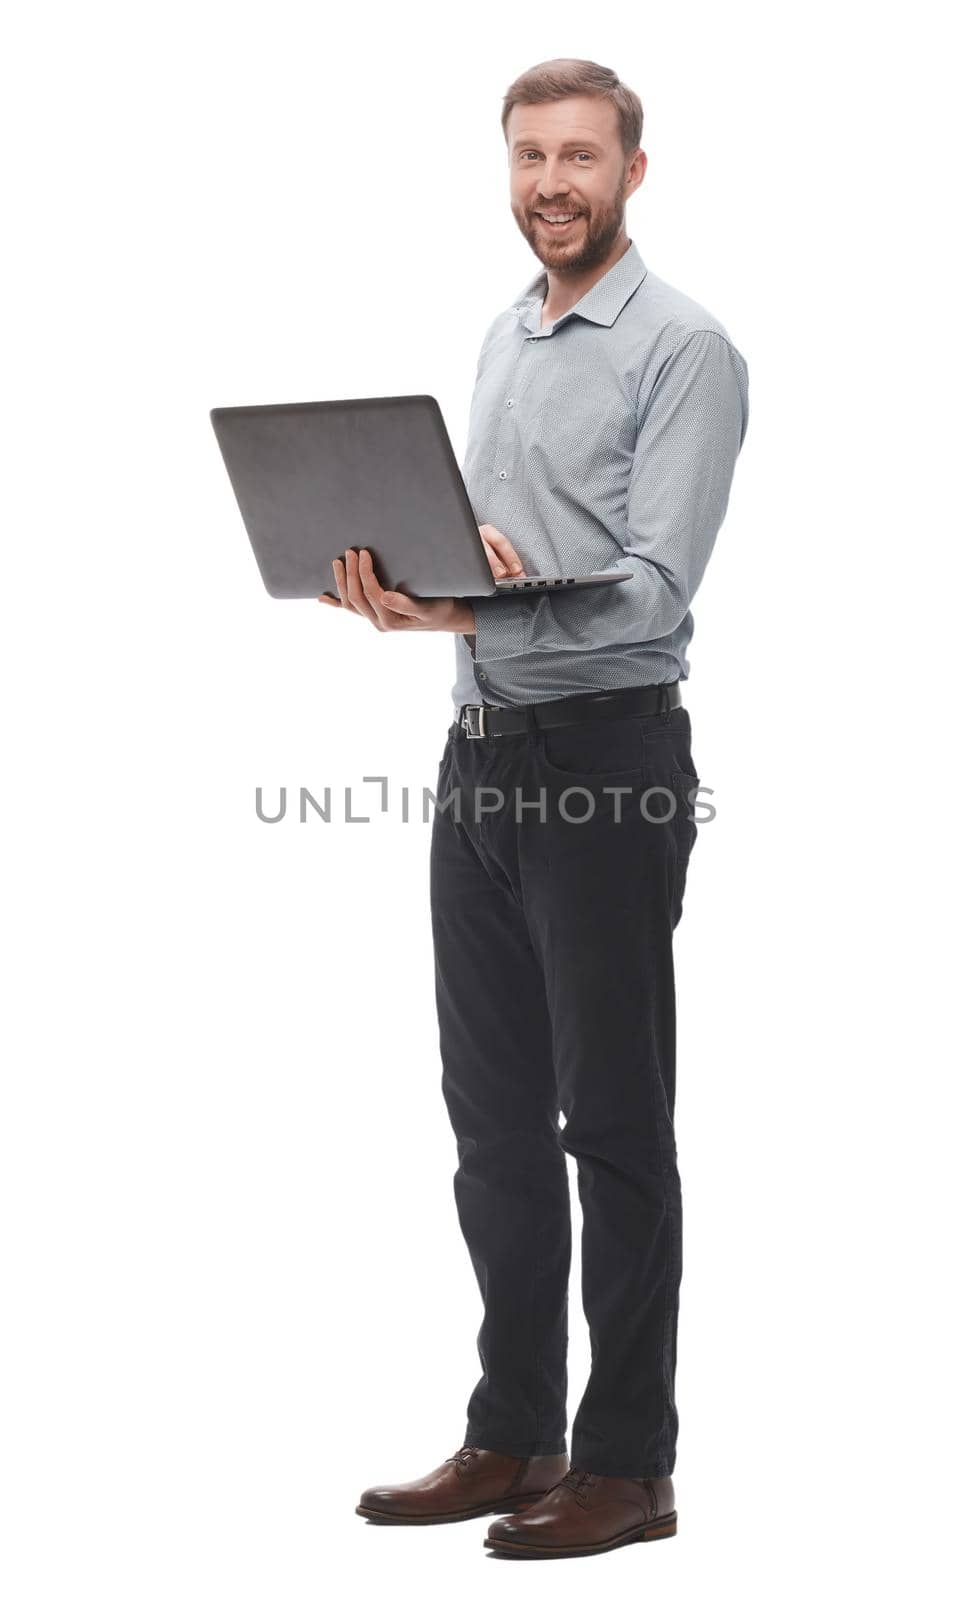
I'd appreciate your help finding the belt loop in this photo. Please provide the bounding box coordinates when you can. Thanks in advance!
[659,683,671,723]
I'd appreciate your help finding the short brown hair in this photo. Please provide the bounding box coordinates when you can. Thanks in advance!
[501,58,643,159]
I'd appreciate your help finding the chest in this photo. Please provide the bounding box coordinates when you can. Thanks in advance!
[464,323,641,493]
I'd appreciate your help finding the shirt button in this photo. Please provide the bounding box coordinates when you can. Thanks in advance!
[506,398,514,407]
[479,672,487,679]
[527,336,537,342]
[498,470,507,479]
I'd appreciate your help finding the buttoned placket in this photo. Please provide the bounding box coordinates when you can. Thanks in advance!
[472,304,573,693]
[474,323,545,688]
[490,311,565,482]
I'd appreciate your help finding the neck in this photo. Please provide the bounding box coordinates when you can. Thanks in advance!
[542,232,631,320]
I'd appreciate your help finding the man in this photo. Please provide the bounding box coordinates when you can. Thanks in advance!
[322,58,749,1559]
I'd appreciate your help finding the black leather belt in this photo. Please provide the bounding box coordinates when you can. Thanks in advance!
[454,681,683,740]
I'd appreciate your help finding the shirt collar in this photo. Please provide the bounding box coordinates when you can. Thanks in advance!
[512,237,647,334]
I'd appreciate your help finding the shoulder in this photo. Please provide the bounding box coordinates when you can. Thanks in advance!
[470,307,517,376]
[624,272,749,431]
[629,268,748,371]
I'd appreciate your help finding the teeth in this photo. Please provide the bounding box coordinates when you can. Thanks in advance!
[540,214,576,222]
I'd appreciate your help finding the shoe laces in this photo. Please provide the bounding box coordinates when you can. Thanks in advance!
[445,1445,480,1475]
[559,1466,597,1506]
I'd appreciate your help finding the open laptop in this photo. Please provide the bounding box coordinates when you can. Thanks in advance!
[210,394,632,602]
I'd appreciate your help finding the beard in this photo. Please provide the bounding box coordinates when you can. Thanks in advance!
[512,181,627,275]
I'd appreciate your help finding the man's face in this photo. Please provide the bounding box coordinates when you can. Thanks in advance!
[506,95,644,275]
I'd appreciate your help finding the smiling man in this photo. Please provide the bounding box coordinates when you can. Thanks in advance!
[332,57,750,1560]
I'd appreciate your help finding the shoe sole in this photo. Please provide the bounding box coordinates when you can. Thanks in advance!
[484,1509,678,1557]
[356,1493,543,1526]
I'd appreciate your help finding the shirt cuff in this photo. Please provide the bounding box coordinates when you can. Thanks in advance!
[469,594,532,664]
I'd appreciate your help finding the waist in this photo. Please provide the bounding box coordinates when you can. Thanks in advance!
[453,681,682,740]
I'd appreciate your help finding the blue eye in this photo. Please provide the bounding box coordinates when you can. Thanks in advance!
[519,151,593,161]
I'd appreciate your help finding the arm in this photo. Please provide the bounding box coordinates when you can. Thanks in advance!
[469,329,749,663]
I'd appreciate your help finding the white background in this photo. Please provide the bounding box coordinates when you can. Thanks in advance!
[3,3,960,1595]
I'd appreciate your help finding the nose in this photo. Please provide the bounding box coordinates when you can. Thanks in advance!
[536,160,571,200]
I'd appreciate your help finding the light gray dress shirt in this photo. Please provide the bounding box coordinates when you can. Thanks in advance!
[452,237,749,711]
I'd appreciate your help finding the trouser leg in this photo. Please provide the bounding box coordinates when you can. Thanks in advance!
[519,711,699,1477]
[429,736,570,1456]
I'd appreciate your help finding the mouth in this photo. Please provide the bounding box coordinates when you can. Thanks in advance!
[535,212,583,233]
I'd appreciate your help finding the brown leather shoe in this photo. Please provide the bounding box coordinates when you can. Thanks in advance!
[484,1467,676,1557]
[356,1445,569,1525]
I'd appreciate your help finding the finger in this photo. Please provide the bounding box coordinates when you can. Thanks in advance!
[478,531,508,578]
[481,523,523,569]
[480,524,525,574]
[341,549,380,624]
[318,593,341,606]
[331,557,354,610]
[332,557,369,615]
[348,547,390,627]
[358,549,422,630]
[380,588,432,626]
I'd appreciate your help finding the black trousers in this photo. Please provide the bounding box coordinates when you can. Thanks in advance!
[428,691,700,1478]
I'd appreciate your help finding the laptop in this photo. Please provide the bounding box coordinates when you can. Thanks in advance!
[209,394,633,602]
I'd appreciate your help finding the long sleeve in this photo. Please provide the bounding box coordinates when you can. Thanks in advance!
[469,329,749,664]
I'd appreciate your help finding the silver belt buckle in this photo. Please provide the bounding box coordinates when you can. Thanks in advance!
[461,704,487,739]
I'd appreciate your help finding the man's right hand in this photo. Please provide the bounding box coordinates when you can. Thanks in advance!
[318,548,474,634]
